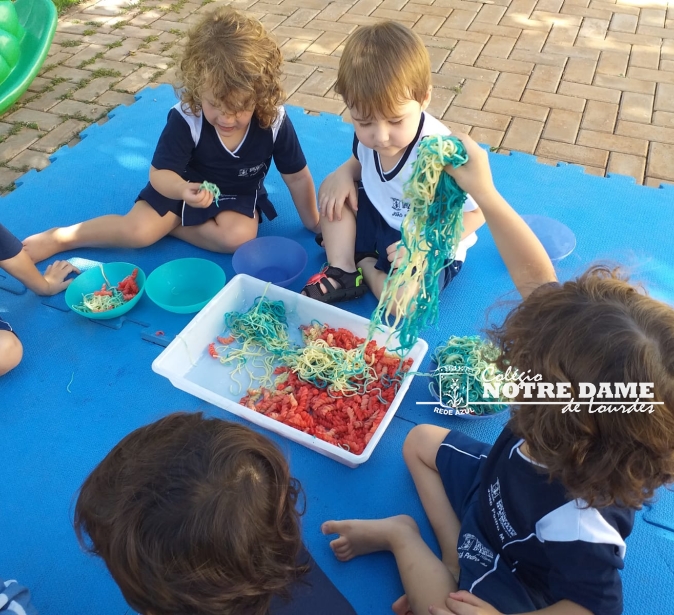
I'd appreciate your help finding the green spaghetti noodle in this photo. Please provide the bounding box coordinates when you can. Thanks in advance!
[200,181,221,207]
[212,297,395,396]
[368,135,469,355]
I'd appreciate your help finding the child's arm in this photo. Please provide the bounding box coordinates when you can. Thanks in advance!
[149,167,216,209]
[443,135,557,299]
[281,166,320,232]
[318,155,362,222]
[462,208,485,238]
[430,592,592,615]
[1,249,79,296]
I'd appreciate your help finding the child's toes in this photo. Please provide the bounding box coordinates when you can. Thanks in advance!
[321,520,341,535]
[329,535,350,552]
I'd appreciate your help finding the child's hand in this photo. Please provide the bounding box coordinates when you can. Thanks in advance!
[386,241,407,270]
[182,182,215,209]
[392,594,413,615]
[318,169,358,222]
[430,591,503,615]
[444,134,497,204]
[43,260,80,296]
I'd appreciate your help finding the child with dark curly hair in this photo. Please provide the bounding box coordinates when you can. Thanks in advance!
[25,7,319,263]
[322,134,674,615]
[74,412,355,615]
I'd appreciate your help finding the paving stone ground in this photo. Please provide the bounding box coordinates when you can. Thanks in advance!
[1,0,674,194]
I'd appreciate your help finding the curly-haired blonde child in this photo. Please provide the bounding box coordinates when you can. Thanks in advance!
[25,7,319,262]
[322,135,674,615]
[75,412,356,615]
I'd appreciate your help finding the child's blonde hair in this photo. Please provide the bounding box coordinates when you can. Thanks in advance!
[178,7,284,129]
[335,22,431,120]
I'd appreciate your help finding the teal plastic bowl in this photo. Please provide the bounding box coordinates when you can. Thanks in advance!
[146,258,226,314]
[65,262,146,320]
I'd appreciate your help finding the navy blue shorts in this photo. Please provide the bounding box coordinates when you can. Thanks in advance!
[137,182,278,227]
[0,315,15,335]
[354,183,462,290]
[270,546,356,615]
[436,431,539,613]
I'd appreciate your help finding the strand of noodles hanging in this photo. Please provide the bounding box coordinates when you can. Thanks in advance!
[367,135,469,355]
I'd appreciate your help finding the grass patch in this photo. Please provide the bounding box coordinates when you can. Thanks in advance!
[167,0,187,12]
[77,52,104,69]
[1,122,41,141]
[60,39,83,48]
[82,28,97,36]
[51,0,83,15]
[61,111,93,122]
[90,68,122,78]
[106,39,125,49]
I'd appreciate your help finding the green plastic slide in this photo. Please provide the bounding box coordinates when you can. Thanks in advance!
[0,0,57,115]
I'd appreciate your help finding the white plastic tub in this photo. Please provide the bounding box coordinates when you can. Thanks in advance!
[152,274,428,467]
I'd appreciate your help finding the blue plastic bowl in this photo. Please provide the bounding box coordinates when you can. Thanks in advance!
[65,262,146,320]
[146,258,226,314]
[428,359,508,420]
[232,236,308,288]
[521,215,576,263]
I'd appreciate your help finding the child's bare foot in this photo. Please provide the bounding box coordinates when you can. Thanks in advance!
[321,515,419,562]
[23,229,66,263]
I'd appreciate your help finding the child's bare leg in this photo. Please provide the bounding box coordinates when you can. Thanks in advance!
[302,208,357,295]
[403,425,461,578]
[170,210,258,253]
[23,201,180,263]
[0,331,23,376]
[321,515,457,614]
[358,257,387,298]
[358,257,420,316]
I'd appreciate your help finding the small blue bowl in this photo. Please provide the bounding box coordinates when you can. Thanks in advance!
[232,236,308,288]
[65,262,145,320]
[146,258,226,314]
[521,215,576,263]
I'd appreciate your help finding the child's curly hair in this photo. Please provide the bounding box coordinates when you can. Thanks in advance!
[489,265,674,509]
[177,7,284,129]
[74,412,307,615]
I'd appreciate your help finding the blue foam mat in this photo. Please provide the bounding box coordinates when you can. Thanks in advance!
[1,85,673,615]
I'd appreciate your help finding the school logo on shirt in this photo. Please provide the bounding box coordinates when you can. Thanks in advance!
[390,197,410,218]
[458,533,495,567]
[488,479,517,543]
[238,163,265,177]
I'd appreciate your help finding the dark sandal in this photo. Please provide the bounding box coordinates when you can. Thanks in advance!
[302,265,367,304]
[315,232,324,248]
